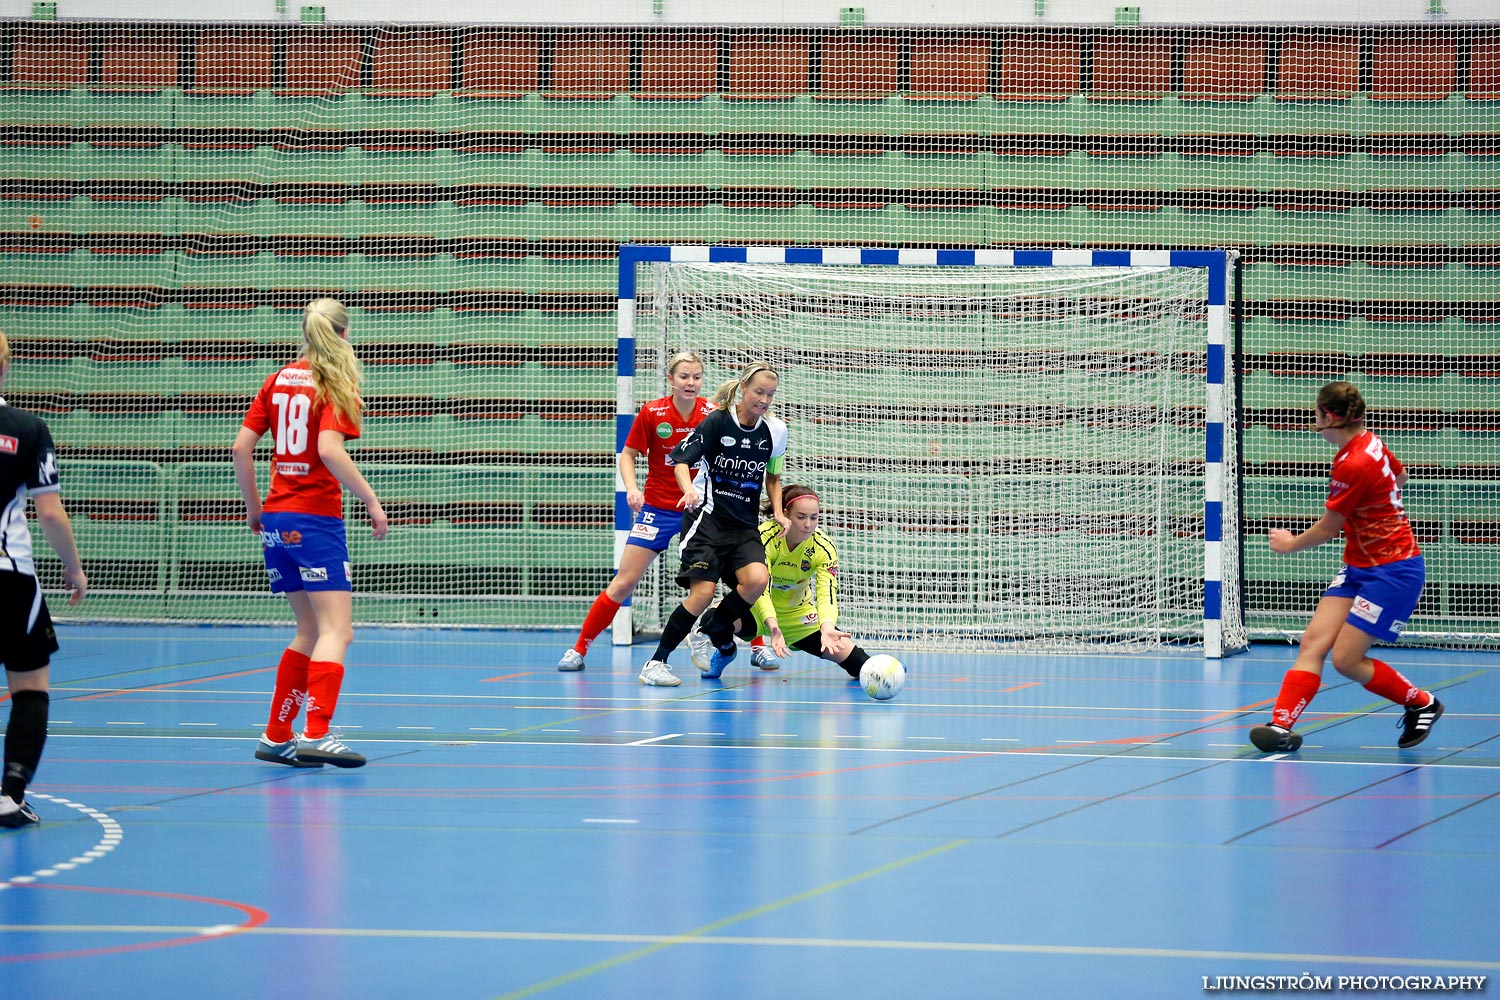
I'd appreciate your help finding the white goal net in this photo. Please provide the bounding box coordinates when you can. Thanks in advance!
[625,253,1246,655]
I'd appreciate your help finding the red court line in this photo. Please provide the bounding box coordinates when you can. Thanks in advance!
[71,667,275,702]
[0,883,269,964]
[481,672,534,682]
[1000,682,1042,693]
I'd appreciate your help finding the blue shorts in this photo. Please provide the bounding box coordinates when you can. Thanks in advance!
[1324,554,1425,643]
[261,512,352,594]
[624,504,684,553]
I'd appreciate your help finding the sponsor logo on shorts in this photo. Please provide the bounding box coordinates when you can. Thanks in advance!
[1351,596,1383,624]
[267,568,282,583]
[0,434,16,455]
[275,462,311,477]
[300,566,329,583]
[260,529,304,548]
[689,560,712,572]
[344,561,352,583]
[1391,619,1407,635]
[1329,569,1347,588]
[630,522,661,541]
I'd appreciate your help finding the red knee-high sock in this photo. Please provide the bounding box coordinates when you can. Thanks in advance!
[749,636,765,649]
[265,648,312,743]
[1270,670,1322,730]
[574,593,622,654]
[302,660,346,740]
[1363,658,1430,708]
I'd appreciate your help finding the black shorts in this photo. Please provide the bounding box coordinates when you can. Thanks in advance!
[676,516,766,590]
[0,571,59,672]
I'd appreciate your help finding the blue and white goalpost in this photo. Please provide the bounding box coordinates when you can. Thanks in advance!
[614,245,1245,657]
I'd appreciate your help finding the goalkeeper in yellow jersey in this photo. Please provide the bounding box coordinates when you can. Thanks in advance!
[690,485,874,680]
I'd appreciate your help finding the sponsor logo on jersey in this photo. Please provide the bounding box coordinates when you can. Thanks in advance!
[1351,596,1383,624]
[0,434,16,455]
[720,435,737,446]
[275,462,311,477]
[276,368,316,387]
[300,566,329,583]
[37,450,57,485]
[656,421,674,439]
[800,612,818,625]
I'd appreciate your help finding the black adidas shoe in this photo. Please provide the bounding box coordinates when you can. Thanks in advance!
[1249,724,1304,753]
[1397,697,1444,749]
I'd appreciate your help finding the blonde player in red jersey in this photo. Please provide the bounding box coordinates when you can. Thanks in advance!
[1250,382,1442,754]
[558,351,712,671]
[233,299,388,769]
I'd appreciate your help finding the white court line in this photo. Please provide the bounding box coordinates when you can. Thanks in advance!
[178,722,217,727]
[35,733,1498,770]
[582,818,639,825]
[1,794,123,890]
[5,921,1496,970]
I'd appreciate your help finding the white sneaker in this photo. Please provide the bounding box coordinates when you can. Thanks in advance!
[638,659,681,687]
[687,626,714,672]
[750,646,780,671]
[557,649,585,672]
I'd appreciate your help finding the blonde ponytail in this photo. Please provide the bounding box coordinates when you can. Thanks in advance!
[301,298,363,431]
[713,360,778,411]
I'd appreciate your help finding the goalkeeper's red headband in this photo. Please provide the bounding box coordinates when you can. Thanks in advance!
[787,491,819,510]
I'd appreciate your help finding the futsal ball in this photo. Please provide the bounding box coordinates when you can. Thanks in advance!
[859,654,906,701]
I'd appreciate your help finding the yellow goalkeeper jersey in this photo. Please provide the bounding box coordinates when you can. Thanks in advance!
[751,519,841,631]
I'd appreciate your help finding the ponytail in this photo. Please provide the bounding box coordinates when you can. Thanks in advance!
[712,360,778,411]
[301,298,363,431]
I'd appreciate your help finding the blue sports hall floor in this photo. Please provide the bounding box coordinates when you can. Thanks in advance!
[2,624,1497,1000]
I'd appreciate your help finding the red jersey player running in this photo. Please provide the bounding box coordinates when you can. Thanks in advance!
[234,298,388,768]
[559,351,712,671]
[1250,381,1442,754]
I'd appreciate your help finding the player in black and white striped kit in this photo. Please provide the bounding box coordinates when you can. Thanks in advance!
[0,331,87,829]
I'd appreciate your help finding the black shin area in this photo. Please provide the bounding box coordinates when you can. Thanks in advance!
[708,591,752,649]
[839,646,871,679]
[653,605,701,662]
[3,690,49,802]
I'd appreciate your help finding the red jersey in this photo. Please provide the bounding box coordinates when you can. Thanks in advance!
[1326,430,1420,568]
[242,361,361,519]
[623,395,712,510]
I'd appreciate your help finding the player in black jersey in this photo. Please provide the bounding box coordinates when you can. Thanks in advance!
[638,362,789,686]
[0,331,87,829]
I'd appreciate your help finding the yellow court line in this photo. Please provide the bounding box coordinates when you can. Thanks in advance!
[2,924,1496,973]
[491,838,971,999]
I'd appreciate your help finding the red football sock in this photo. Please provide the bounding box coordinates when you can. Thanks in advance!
[575,592,622,654]
[1363,658,1429,708]
[1270,669,1321,730]
[265,648,312,743]
[750,636,766,649]
[302,660,346,740]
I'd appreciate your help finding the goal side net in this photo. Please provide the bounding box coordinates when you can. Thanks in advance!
[616,246,1246,657]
